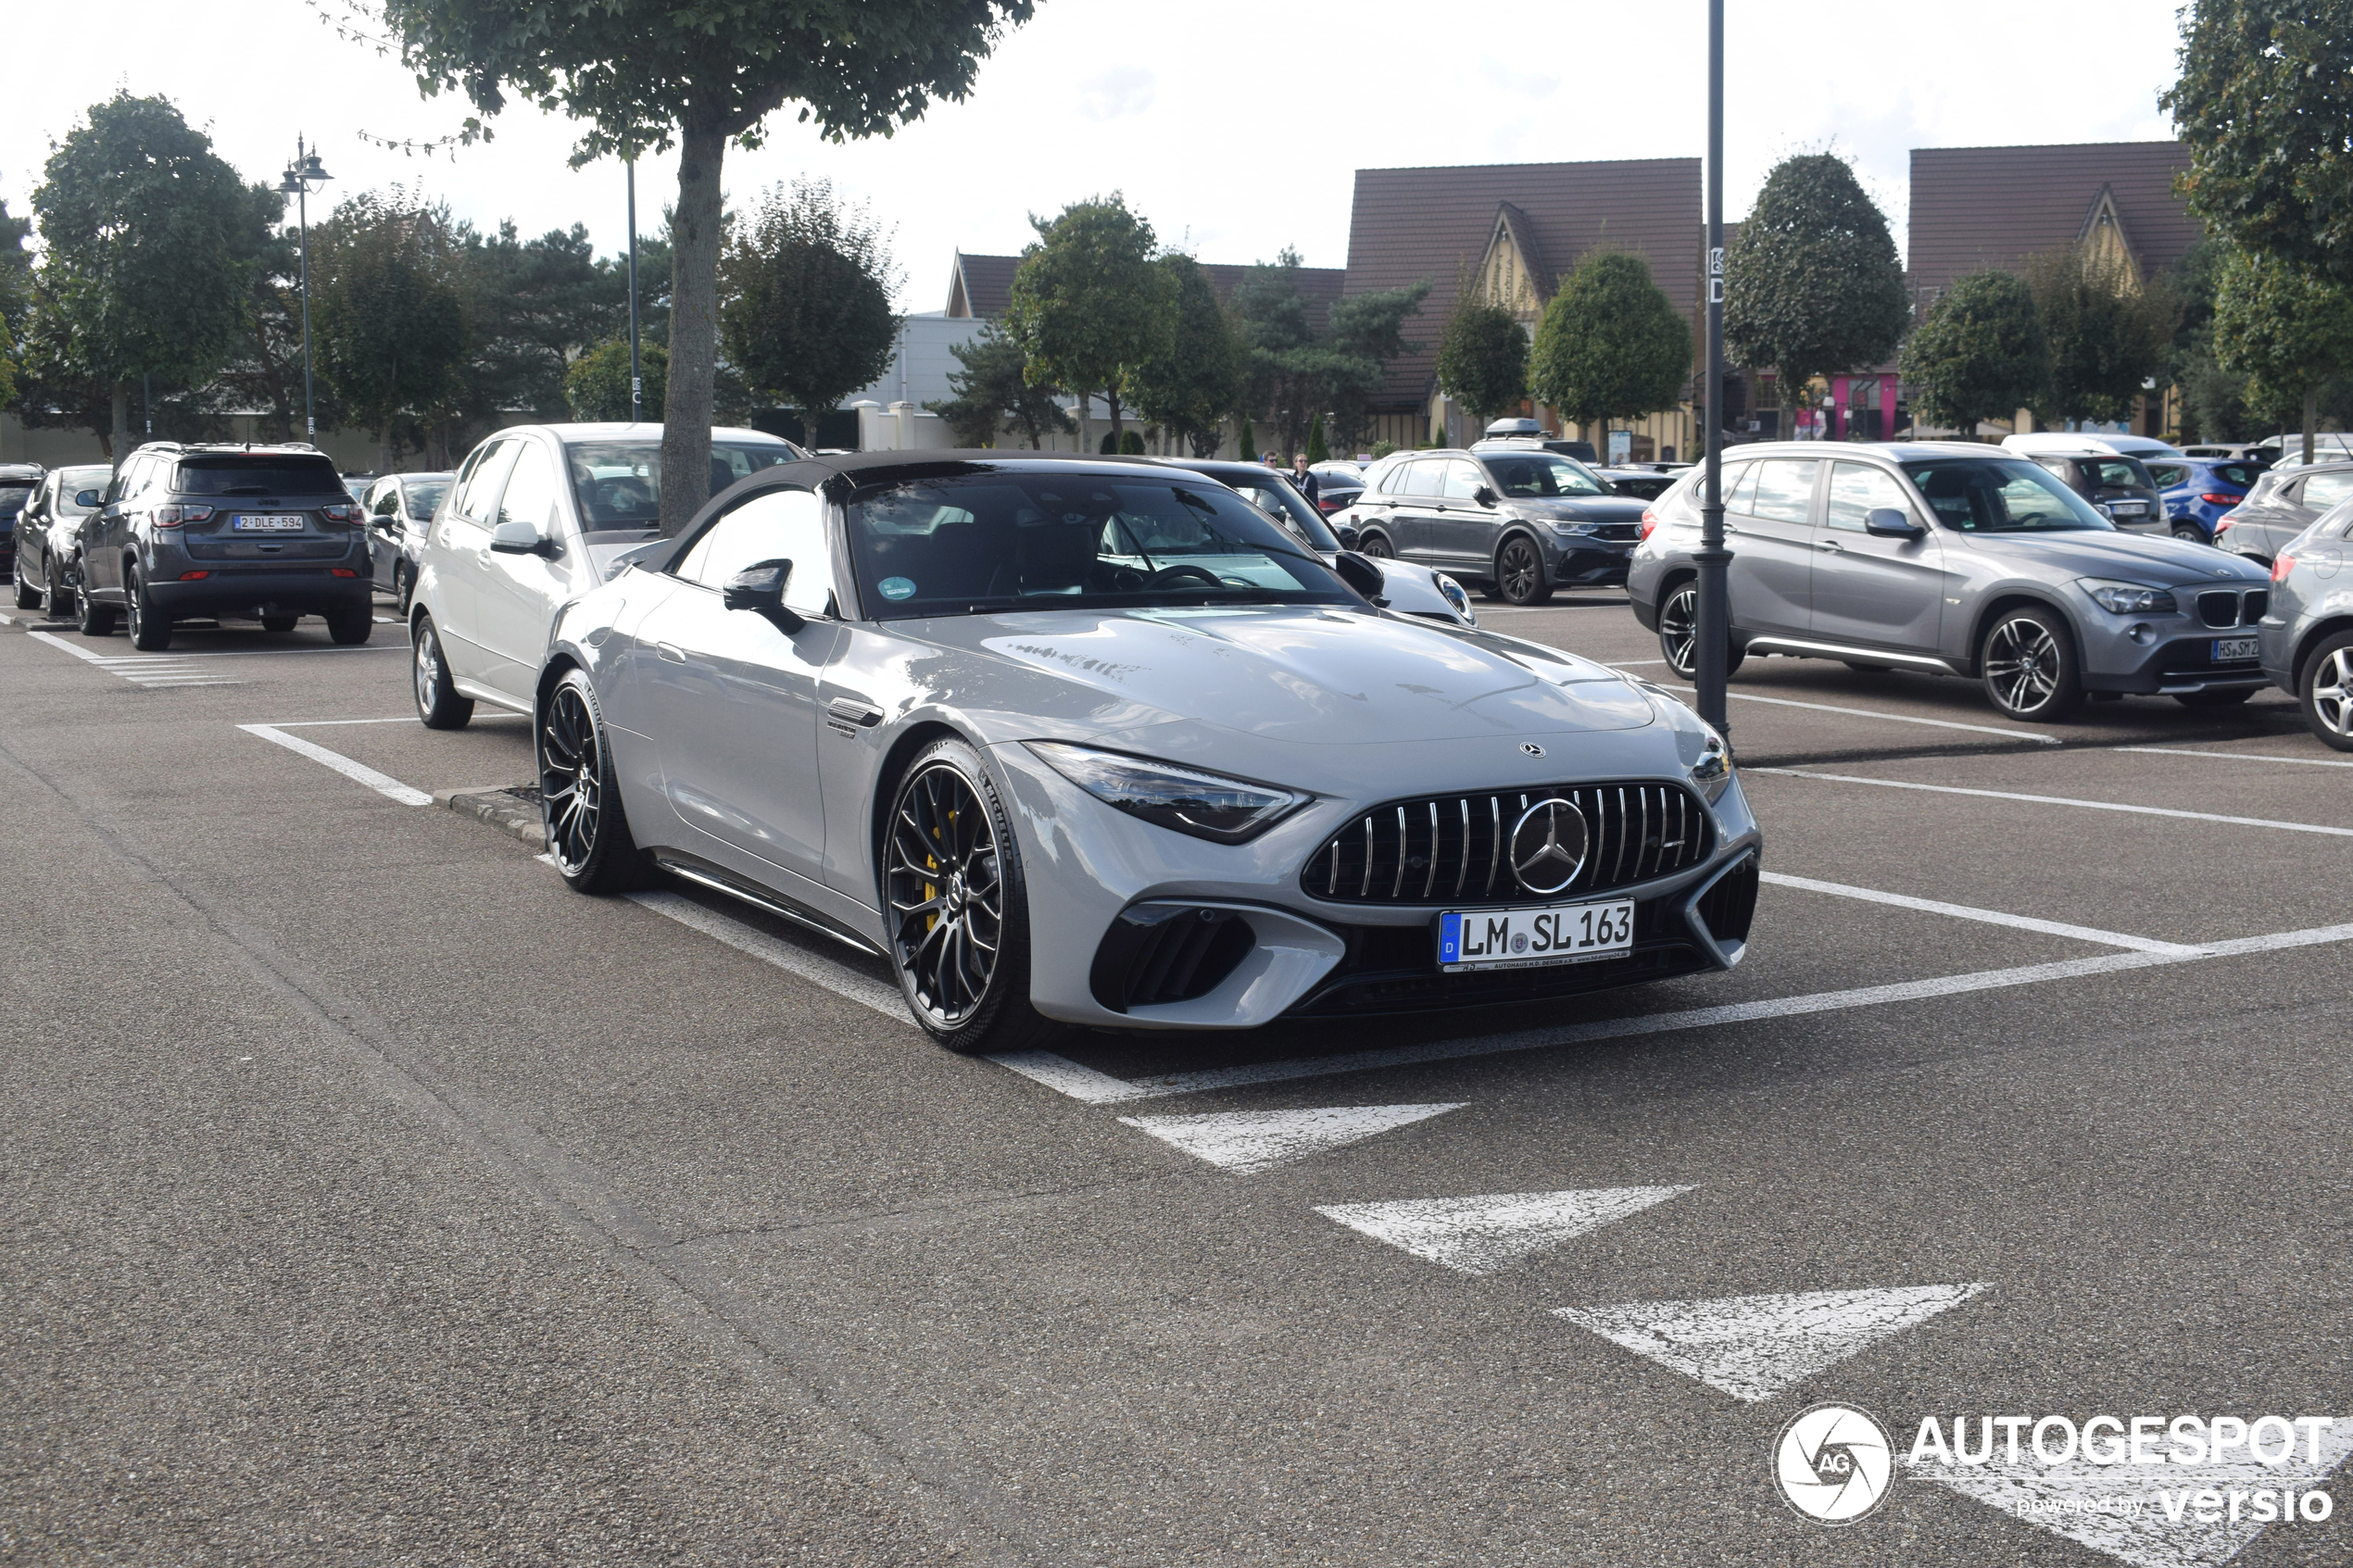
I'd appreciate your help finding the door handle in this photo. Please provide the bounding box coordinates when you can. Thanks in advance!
[655,641,686,664]
[1814,538,1844,552]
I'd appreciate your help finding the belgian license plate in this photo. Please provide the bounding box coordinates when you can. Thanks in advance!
[2213,636,2259,661]
[233,514,307,532]
[2109,502,2146,515]
[1439,899,1634,972]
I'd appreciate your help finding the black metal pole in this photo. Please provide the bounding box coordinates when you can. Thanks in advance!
[298,169,316,441]
[1693,0,1730,736]
[626,157,643,423]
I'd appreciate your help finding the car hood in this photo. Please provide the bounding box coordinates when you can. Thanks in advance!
[1958,530,2272,586]
[896,604,1656,746]
[1506,495,1650,523]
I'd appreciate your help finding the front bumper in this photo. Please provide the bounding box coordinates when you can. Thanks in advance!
[1545,535,1636,586]
[2080,630,2269,695]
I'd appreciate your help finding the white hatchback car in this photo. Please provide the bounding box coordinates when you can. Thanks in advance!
[409,423,800,725]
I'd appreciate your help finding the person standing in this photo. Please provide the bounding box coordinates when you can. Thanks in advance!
[1290,450,1319,507]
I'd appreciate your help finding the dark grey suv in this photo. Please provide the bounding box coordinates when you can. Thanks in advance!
[1332,446,1645,604]
[2215,461,2353,567]
[78,444,373,651]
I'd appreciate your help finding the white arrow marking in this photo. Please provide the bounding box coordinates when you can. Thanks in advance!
[1914,1422,2353,1568]
[1315,1185,1693,1275]
[1554,1283,1993,1402]
[1115,1103,1466,1173]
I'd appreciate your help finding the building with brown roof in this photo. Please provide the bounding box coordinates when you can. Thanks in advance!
[945,250,1349,331]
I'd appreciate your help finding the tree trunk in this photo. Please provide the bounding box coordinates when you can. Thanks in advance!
[1106,390,1124,452]
[2303,383,2319,467]
[111,383,132,467]
[660,119,728,536]
[1074,390,1088,455]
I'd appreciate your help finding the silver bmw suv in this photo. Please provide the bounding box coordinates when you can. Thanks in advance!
[1628,442,2276,721]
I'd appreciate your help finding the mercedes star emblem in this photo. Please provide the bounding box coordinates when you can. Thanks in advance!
[1508,797,1589,896]
[1519,742,1545,757]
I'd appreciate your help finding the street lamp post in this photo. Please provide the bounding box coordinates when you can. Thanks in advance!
[277,138,333,442]
[626,157,643,423]
[1693,0,1731,737]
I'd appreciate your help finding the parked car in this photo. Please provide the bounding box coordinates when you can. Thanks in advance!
[2002,432,2185,464]
[2259,500,2353,750]
[410,423,800,726]
[1628,441,2275,721]
[2145,456,2260,544]
[1335,447,1646,604]
[535,451,1761,1052]
[2252,433,2353,469]
[10,463,111,616]
[1153,457,1476,626]
[2178,442,2270,462]
[0,462,44,599]
[2212,461,2353,567]
[2006,446,2168,533]
[1594,467,1681,501]
[1305,461,1365,516]
[342,473,378,504]
[1479,418,1599,464]
[74,444,373,651]
[359,470,454,613]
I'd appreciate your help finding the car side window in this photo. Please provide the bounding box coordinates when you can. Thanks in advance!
[2148,464,2188,489]
[1391,459,1431,496]
[1722,462,1760,513]
[1442,460,1485,500]
[456,442,520,528]
[449,441,506,525]
[2300,471,2353,511]
[1748,459,1820,524]
[497,444,561,538]
[372,483,400,518]
[1825,462,1916,533]
[674,488,834,615]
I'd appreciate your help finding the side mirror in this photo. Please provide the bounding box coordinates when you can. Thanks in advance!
[1473,484,1499,508]
[722,558,805,631]
[489,519,557,557]
[75,490,101,508]
[1864,508,1924,539]
[1328,550,1390,607]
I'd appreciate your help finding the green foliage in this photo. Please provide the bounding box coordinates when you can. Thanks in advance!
[1234,247,1428,458]
[1898,270,2047,436]
[568,336,666,421]
[1120,429,1144,454]
[2213,248,2353,454]
[1127,253,1241,458]
[1435,293,1529,425]
[1305,417,1328,464]
[460,220,629,419]
[1723,153,1908,404]
[1367,439,1396,460]
[312,192,472,460]
[1529,251,1692,429]
[2023,245,2180,424]
[0,196,29,408]
[1237,417,1257,462]
[2163,0,2353,289]
[721,176,900,446]
[1004,194,1169,445]
[924,322,1072,448]
[33,93,259,445]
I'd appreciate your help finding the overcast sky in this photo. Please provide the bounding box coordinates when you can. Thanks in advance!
[4,0,2183,311]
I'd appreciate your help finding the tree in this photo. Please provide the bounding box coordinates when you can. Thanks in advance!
[1003,194,1169,452]
[1323,282,1430,457]
[1305,417,1328,464]
[721,176,900,446]
[2213,248,2353,461]
[376,0,1035,533]
[462,220,629,418]
[312,193,472,468]
[1127,253,1241,457]
[1234,248,1428,458]
[568,336,667,421]
[0,196,29,408]
[924,323,1073,448]
[1898,270,2048,438]
[2163,0,2353,290]
[1723,153,1909,414]
[1529,251,1692,439]
[2022,244,2179,426]
[31,93,259,458]
[1435,291,1529,427]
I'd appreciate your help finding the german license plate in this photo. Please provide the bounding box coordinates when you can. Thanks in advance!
[2213,636,2258,661]
[233,514,307,532]
[1438,899,1634,972]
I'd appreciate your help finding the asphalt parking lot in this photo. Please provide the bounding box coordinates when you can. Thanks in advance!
[3,592,2347,1568]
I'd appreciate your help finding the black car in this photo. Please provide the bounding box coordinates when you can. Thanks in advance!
[1594,465,1687,501]
[2214,461,2353,567]
[1333,446,1646,604]
[11,463,111,616]
[2020,450,2166,533]
[1305,461,1365,517]
[0,462,41,590]
[359,470,454,613]
[77,443,373,650]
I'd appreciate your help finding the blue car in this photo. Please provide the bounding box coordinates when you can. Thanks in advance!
[2148,456,2263,543]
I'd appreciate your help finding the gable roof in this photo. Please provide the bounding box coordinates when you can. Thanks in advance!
[1344,157,1704,409]
[1907,141,2201,297]
[943,250,1348,331]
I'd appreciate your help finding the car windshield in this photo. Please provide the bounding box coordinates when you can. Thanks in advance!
[0,483,31,521]
[2087,458,2155,490]
[1903,458,2113,533]
[173,456,346,496]
[1220,473,1343,551]
[404,479,451,517]
[844,470,1354,618]
[563,438,799,533]
[57,468,111,515]
[1481,453,1609,498]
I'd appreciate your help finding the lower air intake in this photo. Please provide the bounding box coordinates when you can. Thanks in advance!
[1695,854,1759,946]
[1089,906,1256,1013]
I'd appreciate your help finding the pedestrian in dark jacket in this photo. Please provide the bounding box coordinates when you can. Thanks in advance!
[1290,451,1319,507]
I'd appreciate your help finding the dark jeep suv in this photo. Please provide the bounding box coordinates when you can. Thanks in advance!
[1333,446,1646,603]
[78,444,373,650]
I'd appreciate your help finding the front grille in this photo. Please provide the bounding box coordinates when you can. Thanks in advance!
[1302,782,1711,906]
[1591,523,1640,541]
[2196,588,2266,629]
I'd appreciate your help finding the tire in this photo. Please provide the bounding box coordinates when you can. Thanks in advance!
[260,615,299,633]
[883,736,1062,1055]
[12,556,41,609]
[1655,579,1746,683]
[1355,531,1393,559]
[396,563,414,617]
[2173,687,2255,709]
[46,558,74,621]
[2172,524,2208,545]
[76,576,116,637]
[539,668,644,892]
[125,567,171,651]
[1978,607,2082,721]
[411,612,473,730]
[2297,632,2353,751]
[1494,533,1554,606]
[325,606,372,646]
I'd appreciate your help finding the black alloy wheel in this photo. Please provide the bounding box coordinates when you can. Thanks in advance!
[126,566,171,652]
[1494,534,1554,606]
[1655,580,1746,683]
[884,737,1058,1054]
[411,613,474,730]
[1979,608,2083,721]
[76,572,116,637]
[538,669,641,892]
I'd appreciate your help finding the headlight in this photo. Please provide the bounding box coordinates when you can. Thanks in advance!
[2081,578,2177,614]
[1026,742,1311,844]
[1688,726,1734,804]
[1551,519,1598,535]
[1431,571,1475,623]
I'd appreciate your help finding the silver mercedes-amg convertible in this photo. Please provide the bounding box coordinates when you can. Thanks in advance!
[535,453,1762,1053]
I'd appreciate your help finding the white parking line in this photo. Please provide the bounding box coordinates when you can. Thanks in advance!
[1758,871,2207,956]
[2119,745,2353,770]
[1752,768,2353,838]
[625,889,913,1020]
[236,723,433,806]
[1707,691,2059,744]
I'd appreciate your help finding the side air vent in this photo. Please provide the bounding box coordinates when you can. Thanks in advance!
[1089,906,1256,1013]
[1695,854,1760,946]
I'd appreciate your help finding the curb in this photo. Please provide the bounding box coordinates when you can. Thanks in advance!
[438,784,545,849]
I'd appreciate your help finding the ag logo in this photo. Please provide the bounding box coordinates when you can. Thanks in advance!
[1773,1403,1893,1525]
